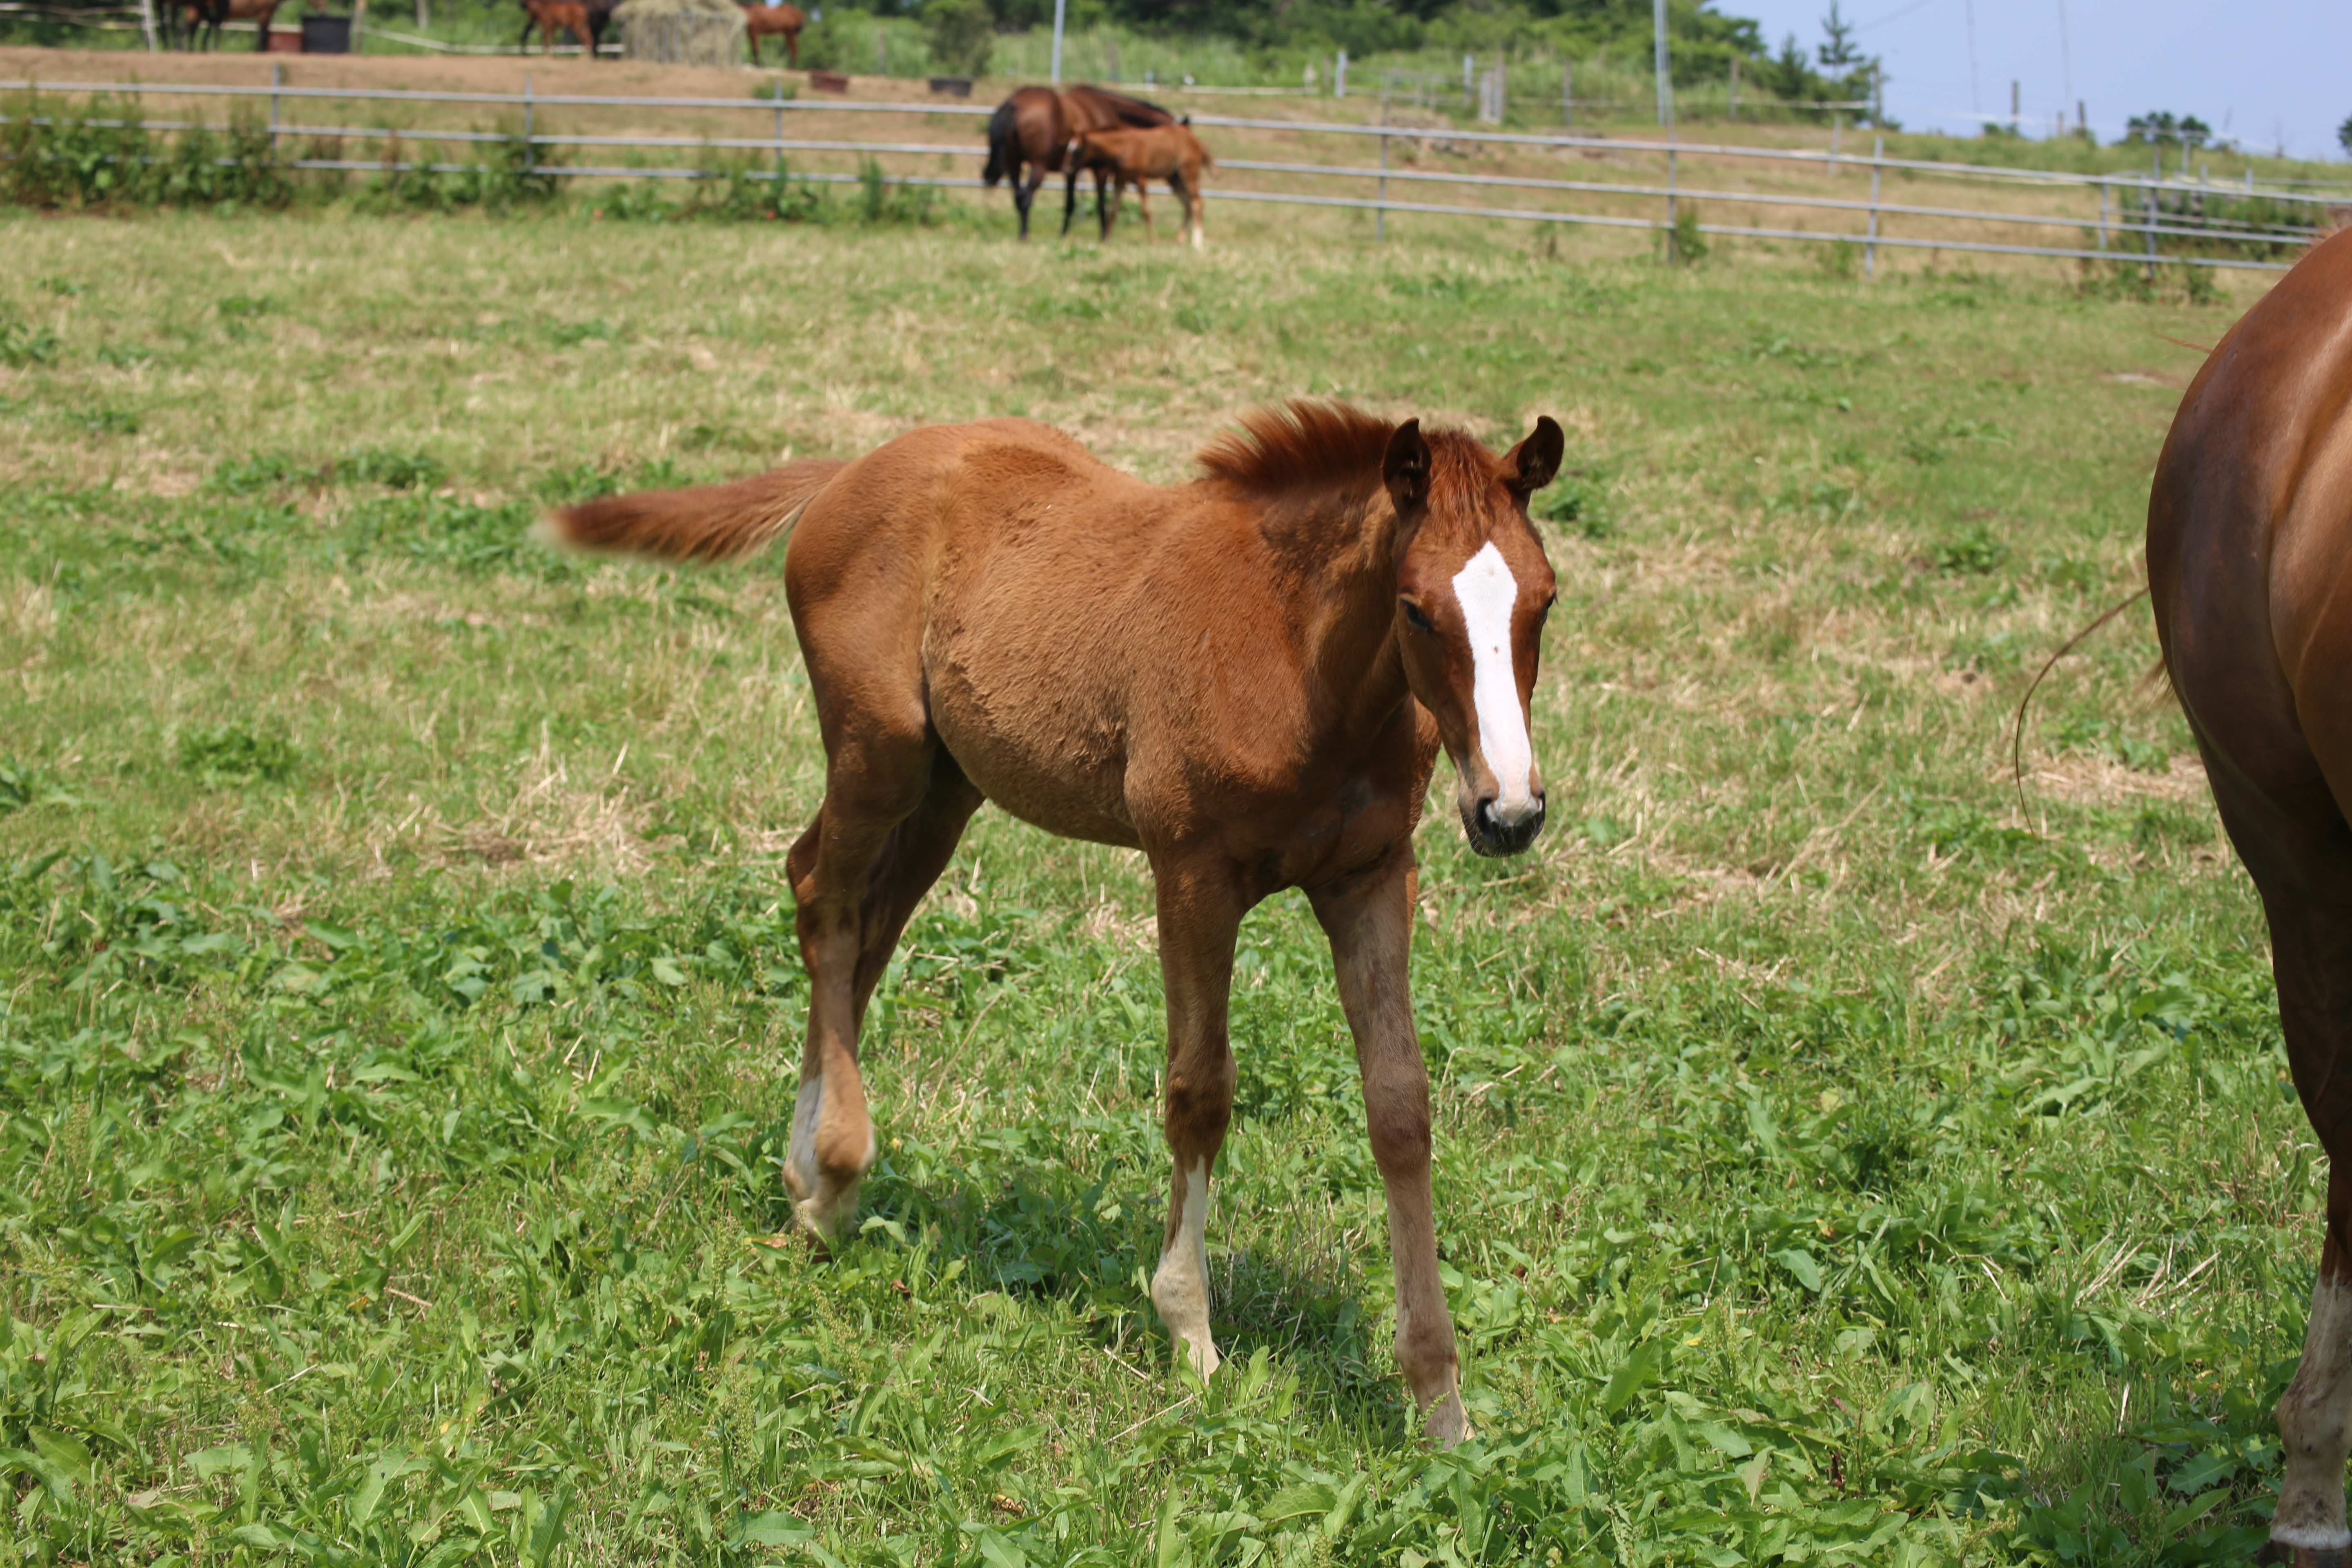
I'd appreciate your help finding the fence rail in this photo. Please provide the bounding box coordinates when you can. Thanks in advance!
[0,75,2325,271]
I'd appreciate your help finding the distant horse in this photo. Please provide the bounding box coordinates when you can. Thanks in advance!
[178,0,280,51]
[518,0,596,56]
[1068,122,1212,248]
[740,1,804,67]
[547,401,1566,1445]
[980,82,1175,240]
[2150,227,2352,1565]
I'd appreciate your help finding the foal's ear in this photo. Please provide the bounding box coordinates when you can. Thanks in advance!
[1504,415,1565,499]
[1384,419,1431,514]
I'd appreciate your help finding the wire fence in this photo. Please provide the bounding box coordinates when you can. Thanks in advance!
[0,74,2331,270]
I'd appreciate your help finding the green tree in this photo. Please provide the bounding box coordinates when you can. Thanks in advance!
[922,0,993,78]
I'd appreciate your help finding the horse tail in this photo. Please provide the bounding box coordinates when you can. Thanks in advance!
[982,98,1016,187]
[542,458,850,564]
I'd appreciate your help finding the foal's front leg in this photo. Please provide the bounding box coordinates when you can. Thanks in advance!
[1148,858,1245,1377]
[1310,851,1469,1445]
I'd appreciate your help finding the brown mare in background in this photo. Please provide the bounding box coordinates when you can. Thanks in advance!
[2152,227,2352,1564]
[1069,123,1213,248]
[519,0,597,55]
[550,402,1565,1443]
[178,0,279,51]
[740,2,805,67]
[981,83,1176,239]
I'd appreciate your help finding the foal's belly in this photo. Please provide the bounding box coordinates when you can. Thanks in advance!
[923,644,1142,849]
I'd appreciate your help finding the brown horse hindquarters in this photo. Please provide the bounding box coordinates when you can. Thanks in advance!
[2153,229,2352,1564]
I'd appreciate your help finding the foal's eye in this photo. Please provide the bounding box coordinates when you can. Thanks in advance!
[1401,600,1435,634]
[1537,595,1557,624]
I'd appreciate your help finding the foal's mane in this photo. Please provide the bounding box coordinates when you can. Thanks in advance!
[1194,401,1398,499]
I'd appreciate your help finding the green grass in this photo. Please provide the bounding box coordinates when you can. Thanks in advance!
[0,204,2301,1565]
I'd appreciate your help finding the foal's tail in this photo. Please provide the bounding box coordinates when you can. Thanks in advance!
[542,458,849,564]
[982,98,1016,187]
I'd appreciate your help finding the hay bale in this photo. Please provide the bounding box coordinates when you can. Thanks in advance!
[612,0,746,67]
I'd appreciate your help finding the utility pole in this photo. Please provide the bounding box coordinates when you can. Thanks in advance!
[2056,0,2073,122]
[1964,0,1980,116]
[1050,0,1065,85]
[1652,0,1671,127]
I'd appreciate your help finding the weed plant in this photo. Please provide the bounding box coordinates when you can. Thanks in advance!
[0,212,2303,1565]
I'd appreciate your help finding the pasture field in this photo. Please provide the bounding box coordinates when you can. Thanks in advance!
[0,204,2299,1566]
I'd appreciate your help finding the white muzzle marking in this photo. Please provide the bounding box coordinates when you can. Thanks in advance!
[1450,542,1537,823]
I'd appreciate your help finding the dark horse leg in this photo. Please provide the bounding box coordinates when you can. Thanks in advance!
[2208,741,2352,1563]
[1016,163,1045,240]
[1310,849,1469,1442]
[2165,530,2352,1562]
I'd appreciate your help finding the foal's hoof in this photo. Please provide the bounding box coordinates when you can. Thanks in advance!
[1422,1391,1471,1449]
[2261,1543,2352,1568]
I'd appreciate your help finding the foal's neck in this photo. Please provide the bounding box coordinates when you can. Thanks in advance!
[1261,486,1412,740]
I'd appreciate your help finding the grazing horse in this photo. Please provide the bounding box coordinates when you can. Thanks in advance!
[740,0,804,66]
[2151,227,2352,1564]
[547,401,1565,1443]
[980,83,1175,240]
[1069,122,1213,248]
[518,0,596,55]
[178,0,279,51]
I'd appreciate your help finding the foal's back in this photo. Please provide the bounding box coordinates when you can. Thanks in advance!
[786,418,1292,848]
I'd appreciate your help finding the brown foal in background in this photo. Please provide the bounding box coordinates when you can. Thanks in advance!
[739,1,804,67]
[2153,227,2352,1564]
[1068,123,1214,247]
[549,402,1562,1444]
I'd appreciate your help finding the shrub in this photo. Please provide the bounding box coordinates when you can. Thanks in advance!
[922,0,993,78]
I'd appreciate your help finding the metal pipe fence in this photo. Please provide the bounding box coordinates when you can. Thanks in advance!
[0,75,2325,271]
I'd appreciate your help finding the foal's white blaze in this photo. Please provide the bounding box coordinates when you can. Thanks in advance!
[2275,1275,2352,1548]
[1150,1158,1220,1376]
[1450,543,1537,822]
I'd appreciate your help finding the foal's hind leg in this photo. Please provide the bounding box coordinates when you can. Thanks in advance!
[1310,848,1468,1445]
[784,741,981,1243]
[1147,855,1245,1377]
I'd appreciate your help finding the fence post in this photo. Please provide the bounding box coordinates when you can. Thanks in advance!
[1463,54,1473,111]
[1376,81,1388,243]
[774,98,783,185]
[523,72,534,175]
[1864,132,1882,276]
[1828,112,1839,173]
[138,0,157,51]
[1664,136,1677,259]
[2143,149,2158,281]
[1563,61,1572,126]
[1336,49,1347,98]
[270,62,281,166]
[2097,179,2107,249]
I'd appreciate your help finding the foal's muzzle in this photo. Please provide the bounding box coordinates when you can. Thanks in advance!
[1463,791,1545,858]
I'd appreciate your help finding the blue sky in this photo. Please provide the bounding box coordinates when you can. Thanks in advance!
[1727,0,2349,160]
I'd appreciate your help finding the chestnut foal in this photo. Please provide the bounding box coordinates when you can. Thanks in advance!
[2153,228,2352,1564]
[551,403,1562,1443]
